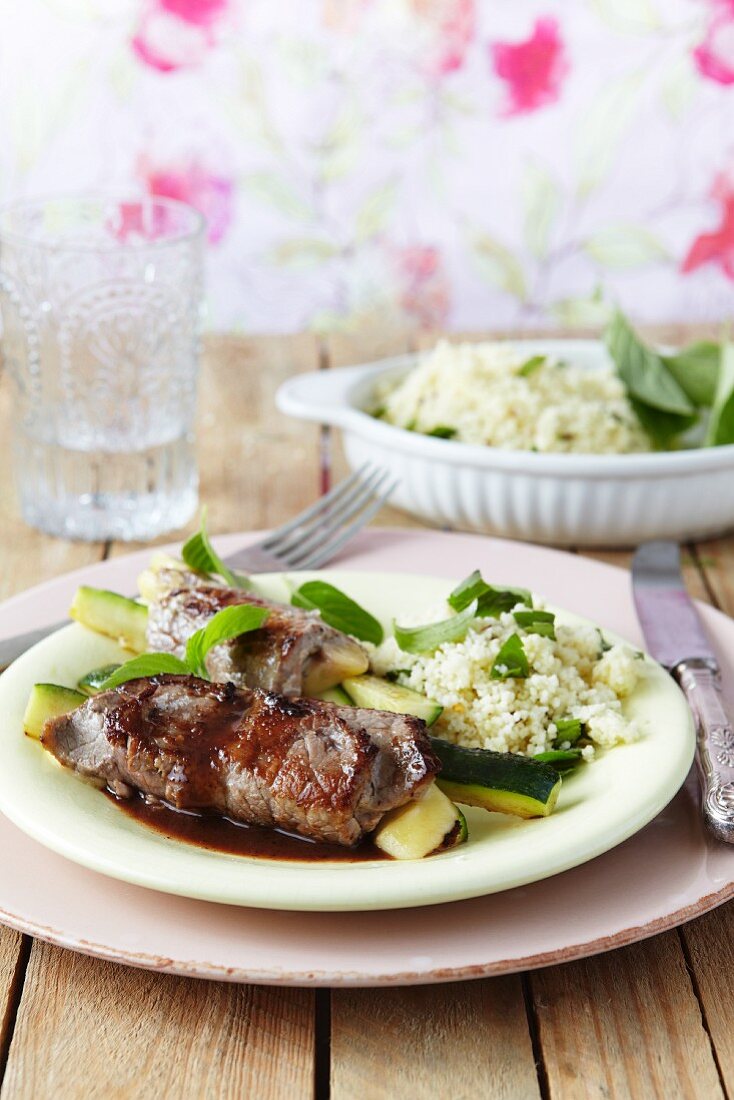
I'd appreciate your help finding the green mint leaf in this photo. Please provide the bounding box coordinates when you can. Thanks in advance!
[490,633,529,679]
[554,717,584,743]
[513,609,556,639]
[517,355,546,377]
[182,508,246,588]
[185,605,270,678]
[705,335,734,446]
[99,653,191,691]
[291,581,383,645]
[426,425,457,439]
[394,601,478,654]
[663,341,720,408]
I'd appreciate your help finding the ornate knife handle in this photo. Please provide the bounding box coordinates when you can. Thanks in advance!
[675,659,734,844]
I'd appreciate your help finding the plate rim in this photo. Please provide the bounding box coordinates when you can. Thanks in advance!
[0,849,730,987]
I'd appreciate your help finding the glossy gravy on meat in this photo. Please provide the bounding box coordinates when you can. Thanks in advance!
[109,791,388,862]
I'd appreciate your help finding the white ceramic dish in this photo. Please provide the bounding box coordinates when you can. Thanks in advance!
[277,339,734,546]
[0,568,694,912]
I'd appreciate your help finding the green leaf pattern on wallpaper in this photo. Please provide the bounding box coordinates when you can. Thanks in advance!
[2,0,733,330]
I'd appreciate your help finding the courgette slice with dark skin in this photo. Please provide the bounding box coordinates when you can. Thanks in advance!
[77,664,122,696]
[431,737,562,818]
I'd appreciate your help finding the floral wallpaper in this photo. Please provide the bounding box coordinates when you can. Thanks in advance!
[1,0,734,333]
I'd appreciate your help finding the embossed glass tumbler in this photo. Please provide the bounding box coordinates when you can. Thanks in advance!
[0,195,204,540]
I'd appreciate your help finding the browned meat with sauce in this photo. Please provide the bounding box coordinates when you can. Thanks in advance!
[41,675,440,847]
[145,569,368,696]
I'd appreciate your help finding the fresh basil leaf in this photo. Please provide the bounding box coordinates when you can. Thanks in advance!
[705,336,734,446]
[99,653,191,690]
[513,609,556,639]
[394,601,478,654]
[554,717,583,743]
[518,355,546,378]
[490,633,529,679]
[605,311,698,446]
[628,399,695,449]
[448,570,532,616]
[182,509,245,588]
[426,425,457,439]
[663,342,720,408]
[534,748,582,772]
[448,570,489,611]
[478,586,532,617]
[605,311,696,416]
[291,581,383,645]
[185,604,270,678]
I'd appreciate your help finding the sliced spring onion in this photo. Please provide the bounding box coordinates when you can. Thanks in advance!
[185,604,270,678]
[490,633,529,680]
[426,425,457,439]
[291,581,383,645]
[394,600,478,654]
[182,508,246,588]
[513,609,556,639]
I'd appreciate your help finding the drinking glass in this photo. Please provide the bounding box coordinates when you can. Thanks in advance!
[0,195,204,540]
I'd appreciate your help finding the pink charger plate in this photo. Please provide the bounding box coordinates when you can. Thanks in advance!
[0,528,732,987]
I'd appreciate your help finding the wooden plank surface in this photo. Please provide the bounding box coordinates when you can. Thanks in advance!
[331,980,541,1100]
[0,328,733,1100]
[531,934,724,1100]
[1,943,314,1100]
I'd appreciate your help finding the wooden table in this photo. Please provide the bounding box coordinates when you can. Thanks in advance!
[0,327,733,1099]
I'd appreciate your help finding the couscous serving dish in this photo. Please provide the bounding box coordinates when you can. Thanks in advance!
[277,336,734,546]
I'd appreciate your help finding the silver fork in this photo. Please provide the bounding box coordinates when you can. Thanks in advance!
[0,464,397,670]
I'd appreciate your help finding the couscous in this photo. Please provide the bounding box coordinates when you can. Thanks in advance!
[367,594,644,760]
[378,339,651,454]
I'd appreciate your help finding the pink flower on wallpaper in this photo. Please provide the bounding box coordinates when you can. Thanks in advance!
[132,0,230,73]
[139,158,234,244]
[682,167,734,279]
[489,18,569,116]
[410,0,476,77]
[391,245,451,329]
[693,2,734,85]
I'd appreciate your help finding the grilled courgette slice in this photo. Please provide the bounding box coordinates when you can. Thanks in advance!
[342,675,443,726]
[316,685,354,706]
[432,737,561,818]
[77,664,121,696]
[70,586,148,653]
[23,683,86,739]
[373,782,466,859]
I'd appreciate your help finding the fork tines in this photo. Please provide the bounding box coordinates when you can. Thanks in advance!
[262,464,397,571]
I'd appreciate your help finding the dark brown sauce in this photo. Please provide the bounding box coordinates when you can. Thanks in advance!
[108,790,388,863]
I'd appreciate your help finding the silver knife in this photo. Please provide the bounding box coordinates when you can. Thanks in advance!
[632,541,734,844]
